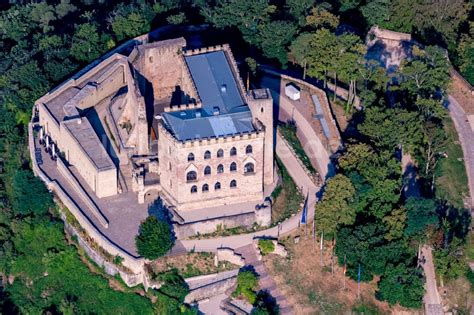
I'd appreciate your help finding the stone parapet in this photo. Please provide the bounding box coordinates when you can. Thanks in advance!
[215,248,245,267]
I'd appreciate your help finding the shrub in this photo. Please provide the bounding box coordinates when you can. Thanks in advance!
[466,268,474,290]
[135,216,174,259]
[113,255,124,265]
[258,239,275,255]
[233,270,259,304]
[156,269,189,302]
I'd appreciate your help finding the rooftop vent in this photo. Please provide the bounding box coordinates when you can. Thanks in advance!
[180,111,186,117]
[195,110,202,118]
[220,84,227,93]
[213,107,220,116]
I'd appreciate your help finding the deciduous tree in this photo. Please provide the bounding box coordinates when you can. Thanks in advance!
[376,263,424,308]
[315,174,356,236]
[135,216,174,259]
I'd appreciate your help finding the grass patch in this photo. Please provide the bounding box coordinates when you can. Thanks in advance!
[435,117,469,208]
[278,123,317,174]
[148,252,237,278]
[187,223,264,239]
[258,239,275,255]
[467,232,474,261]
[271,157,304,224]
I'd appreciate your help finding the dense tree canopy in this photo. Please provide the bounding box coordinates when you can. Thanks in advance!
[136,216,174,259]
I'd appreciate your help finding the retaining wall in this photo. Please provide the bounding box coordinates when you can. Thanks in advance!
[185,270,239,303]
[174,211,256,239]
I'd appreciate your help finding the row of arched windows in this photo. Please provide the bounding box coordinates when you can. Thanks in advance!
[190,180,237,193]
[186,163,254,182]
[187,145,253,162]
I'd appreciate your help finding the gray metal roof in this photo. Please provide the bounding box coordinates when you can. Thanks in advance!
[162,109,254,141]
[162,50,255,141]
[185,51,245,114]
[63,118,115,171]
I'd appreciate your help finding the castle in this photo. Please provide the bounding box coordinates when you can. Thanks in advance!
[35,37,274,220]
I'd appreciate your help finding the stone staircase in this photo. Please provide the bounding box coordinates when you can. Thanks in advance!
[235,244,293,315]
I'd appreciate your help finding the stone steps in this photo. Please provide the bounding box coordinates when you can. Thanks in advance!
[235,244,294,314]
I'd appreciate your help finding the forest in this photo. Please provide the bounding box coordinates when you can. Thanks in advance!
[0,0,473,313]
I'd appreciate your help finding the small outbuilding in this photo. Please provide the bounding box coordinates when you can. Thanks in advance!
[285,83,301,101]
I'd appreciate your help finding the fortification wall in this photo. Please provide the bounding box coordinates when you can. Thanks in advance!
[174,211,256,239]
[134,38,198,103]
[29,123,145,279]
[38,102,61,141]
[75,65,126,110]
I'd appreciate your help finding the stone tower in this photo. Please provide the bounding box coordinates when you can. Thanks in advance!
[248,88,274,186]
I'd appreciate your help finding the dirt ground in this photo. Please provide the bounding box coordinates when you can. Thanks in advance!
[329,99,351,133]
[439,277,473,314]
[449,74,474,114]
[148,252,238,278]
[263,227,420,315]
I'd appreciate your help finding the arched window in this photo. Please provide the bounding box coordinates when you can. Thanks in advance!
[190,185,197,193]
[230,147,237,156]
[204,166,211,175]
[246,145,253,154]
[244,162,254,174]
[217,164,224,174]
[215,182,221,190]
[186,171,197,182]
[204,150,211,159]
[230,180,237,188]
[230,162,237,172]
[217,149,224,158]
[187,153,195,162]
[202,184,209,192]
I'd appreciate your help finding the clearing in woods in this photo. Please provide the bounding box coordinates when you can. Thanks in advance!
[263,228,416,314]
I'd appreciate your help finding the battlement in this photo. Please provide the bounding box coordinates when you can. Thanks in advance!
[158,122,264,149]
[164,102,202,112]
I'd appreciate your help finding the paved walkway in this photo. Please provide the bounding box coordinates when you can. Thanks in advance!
[421,245,443,315]
[235,245,293,315]
[401,153,442,314]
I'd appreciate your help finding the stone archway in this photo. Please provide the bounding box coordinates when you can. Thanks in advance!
[138,185,161,204]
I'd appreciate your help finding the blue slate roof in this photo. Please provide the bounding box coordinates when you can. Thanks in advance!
[161,50,255,141]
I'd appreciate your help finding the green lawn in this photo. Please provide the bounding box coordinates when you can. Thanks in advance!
[278,124,317,175]
[434,117,469,209]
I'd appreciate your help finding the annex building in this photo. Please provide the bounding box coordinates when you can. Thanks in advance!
[35,37,274,222]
